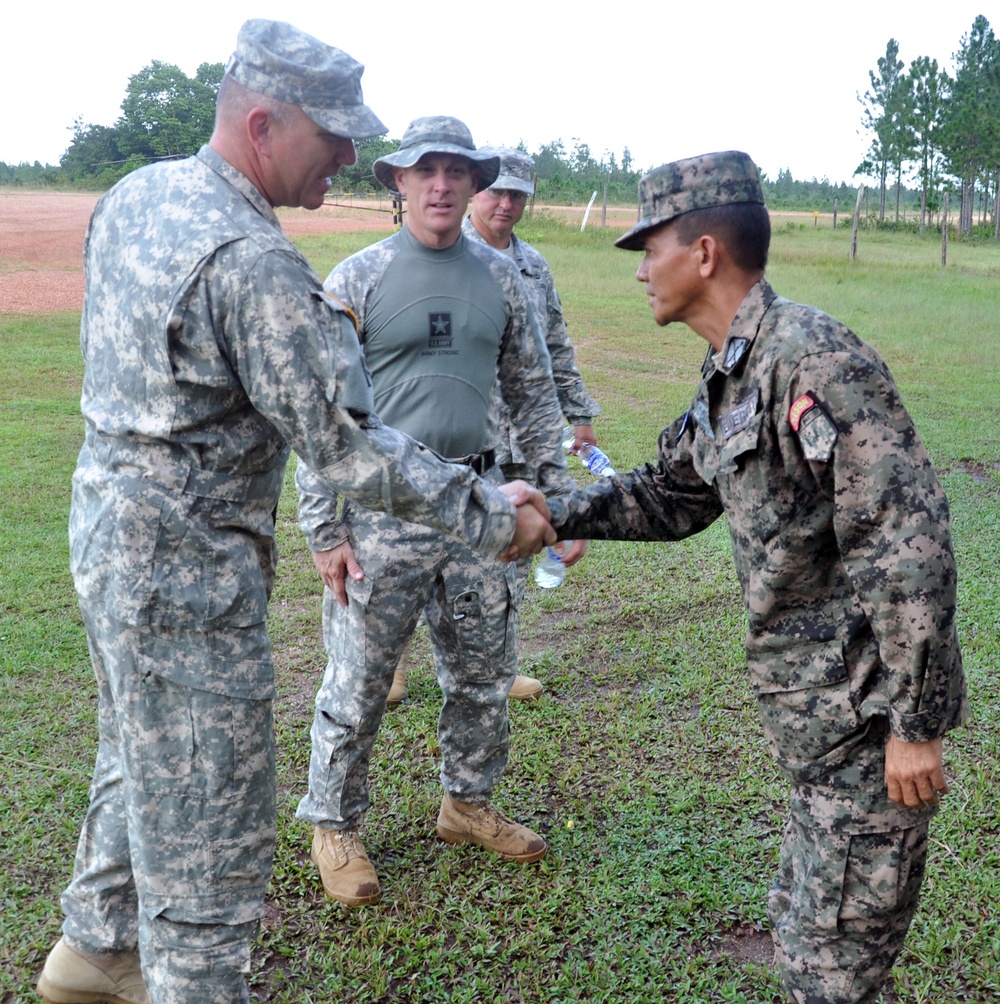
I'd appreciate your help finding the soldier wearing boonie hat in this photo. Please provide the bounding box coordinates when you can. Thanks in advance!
[372,115,500,193]
[37,22,556,1004]
[295,118,573,906]
[544,148,967,1004]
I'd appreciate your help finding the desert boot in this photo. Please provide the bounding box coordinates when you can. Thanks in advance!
[509,673,543,701]
[311,826,381,906]
[36,937,149,1004]
[436,793,548,862]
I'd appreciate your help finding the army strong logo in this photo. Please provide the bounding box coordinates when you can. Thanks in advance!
[428,312,452,348]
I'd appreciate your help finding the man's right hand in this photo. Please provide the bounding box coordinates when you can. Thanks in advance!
[311,542,364,607]
[498,482,556,562]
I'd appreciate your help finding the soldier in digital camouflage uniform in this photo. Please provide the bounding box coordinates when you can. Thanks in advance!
[36,24,554,1004]
[386,146,603,705]
[544,150,967,1004]
[295,117,572,908]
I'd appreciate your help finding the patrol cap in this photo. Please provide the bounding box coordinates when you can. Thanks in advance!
[226,19,386,139]
[478,146,535,195]
[373,116,500,193]
[615,150,764,250]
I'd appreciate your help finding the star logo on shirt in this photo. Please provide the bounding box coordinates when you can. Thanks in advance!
[428,312,453,347]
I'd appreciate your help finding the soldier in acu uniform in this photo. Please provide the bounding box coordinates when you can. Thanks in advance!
[466,146,602,470]
[295,117,574,909]
[36,23,552,1004]
[545,150,967,1004]
[387,146,603,706]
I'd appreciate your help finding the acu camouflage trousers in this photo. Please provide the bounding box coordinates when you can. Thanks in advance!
[296,500,518,830]
[60,606,275,1004]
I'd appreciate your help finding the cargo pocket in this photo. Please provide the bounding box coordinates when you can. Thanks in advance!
[751,639,864,783]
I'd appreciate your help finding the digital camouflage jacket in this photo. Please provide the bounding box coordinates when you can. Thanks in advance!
[549,280,966,810]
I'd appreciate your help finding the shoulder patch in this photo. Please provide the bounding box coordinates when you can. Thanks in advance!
[788,393,815,431]
[797,404,838,463]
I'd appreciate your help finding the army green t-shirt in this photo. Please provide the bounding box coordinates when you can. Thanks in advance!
[347,226,510,458]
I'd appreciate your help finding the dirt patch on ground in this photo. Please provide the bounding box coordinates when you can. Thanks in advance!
[0,190,397,315]
[1,191,96,313]
[0,189,634,315]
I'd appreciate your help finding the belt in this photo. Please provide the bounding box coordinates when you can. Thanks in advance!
[449,448,496,475]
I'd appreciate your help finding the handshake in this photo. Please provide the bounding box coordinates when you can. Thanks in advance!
[497,480,558,563]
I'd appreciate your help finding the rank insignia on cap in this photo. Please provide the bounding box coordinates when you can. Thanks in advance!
[789,393,816,432]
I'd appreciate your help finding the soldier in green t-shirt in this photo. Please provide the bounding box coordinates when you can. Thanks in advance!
[295,117,577,908]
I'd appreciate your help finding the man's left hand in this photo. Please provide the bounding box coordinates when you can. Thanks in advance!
[566,424,597,455]
[885,735,949,809]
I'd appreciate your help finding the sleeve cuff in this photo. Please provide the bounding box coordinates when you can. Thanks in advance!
[889,705,965,743]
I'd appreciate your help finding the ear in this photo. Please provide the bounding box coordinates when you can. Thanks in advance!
[392,166,407,196]
[247,107,273,159]
[470,166,482,193]
[694,234,720,278]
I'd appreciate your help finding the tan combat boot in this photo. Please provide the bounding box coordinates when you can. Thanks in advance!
[509,672,542,701]
[310,826,381,906]
[436,793,548,862]
[386,665,408,705]
[36,937,149,1004]
[386,646,410,705]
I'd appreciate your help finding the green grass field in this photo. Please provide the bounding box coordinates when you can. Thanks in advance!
[1,215,998,1003]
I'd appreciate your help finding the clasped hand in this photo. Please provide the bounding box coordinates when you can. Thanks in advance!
[497,479,556,563]
[885,735,949,809]
[311,480,557,607]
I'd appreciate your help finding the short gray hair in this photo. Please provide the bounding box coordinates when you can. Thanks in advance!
[216,73,296,130]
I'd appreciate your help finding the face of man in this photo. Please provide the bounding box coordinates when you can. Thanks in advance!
[266,105,357,210]
[635,222,704,329]
[469,187,528,249]
[393,154,479,249]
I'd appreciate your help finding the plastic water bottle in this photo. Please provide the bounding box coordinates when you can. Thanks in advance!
[562,426,616,477]
[578,444,616,477]
[533,546,567,589]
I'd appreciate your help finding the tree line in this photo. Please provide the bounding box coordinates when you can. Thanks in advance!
[3,17,998,237]
[859,14,999,236]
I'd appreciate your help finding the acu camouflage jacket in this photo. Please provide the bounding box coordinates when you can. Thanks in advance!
[70,147,518,698]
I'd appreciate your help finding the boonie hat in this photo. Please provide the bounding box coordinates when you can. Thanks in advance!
[478,146,535,195]
[373,117,500,193]
[616,150,764,250]
[226,19,386,139]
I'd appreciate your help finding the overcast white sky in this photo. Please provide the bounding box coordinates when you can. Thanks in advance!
[2,1,991,185]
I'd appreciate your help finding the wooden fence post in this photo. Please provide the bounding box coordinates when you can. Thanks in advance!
[941,192,949,267]
[850,185,865,260]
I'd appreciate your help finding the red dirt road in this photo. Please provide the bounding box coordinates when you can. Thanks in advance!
[0,191,396,314]
[1,189,631,314]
